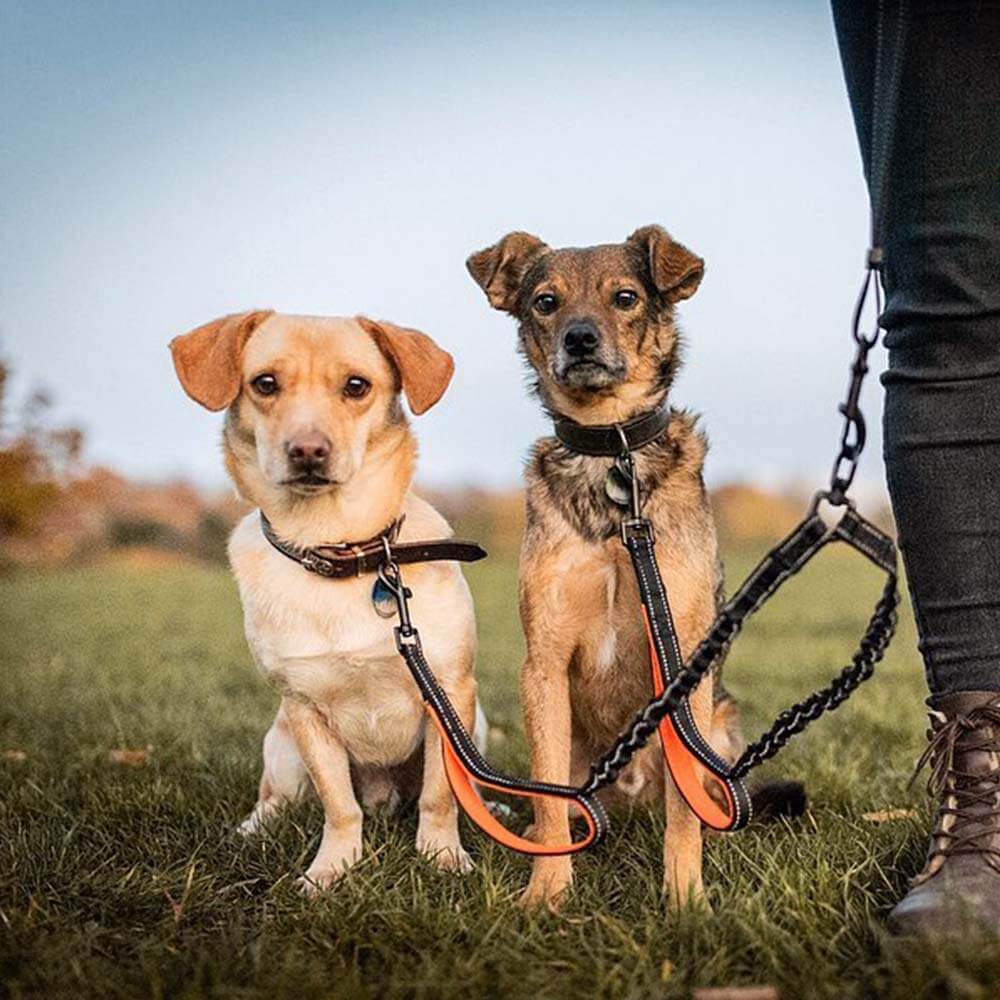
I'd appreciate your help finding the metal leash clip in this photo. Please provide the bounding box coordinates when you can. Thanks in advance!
[823,248,884,507]
[376,542,417,647]
[614,423,656,545]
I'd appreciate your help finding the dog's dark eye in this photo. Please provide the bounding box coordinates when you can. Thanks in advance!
[533,293,559,316]
[251,373,279,396]
[344,375,372,399]
[613,289,639,310]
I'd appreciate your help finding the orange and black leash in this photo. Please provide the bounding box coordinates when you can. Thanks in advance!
[370,417,898,846]
[263,239,900,851]
[364,311,899,843]
[264,260,900,852]
[383,556,608,855]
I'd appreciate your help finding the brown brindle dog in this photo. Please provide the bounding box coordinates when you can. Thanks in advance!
[467,225,802,910]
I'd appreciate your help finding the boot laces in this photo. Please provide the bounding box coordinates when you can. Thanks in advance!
[912,700,1000,873]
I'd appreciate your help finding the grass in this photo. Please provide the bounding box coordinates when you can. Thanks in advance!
[3,541,1000,998]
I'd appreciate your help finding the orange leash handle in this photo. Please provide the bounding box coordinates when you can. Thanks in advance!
[396,628,608,856]
[643,609,745,831]
[622,519,754,832]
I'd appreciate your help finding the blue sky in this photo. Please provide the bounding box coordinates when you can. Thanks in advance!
[0,1,883,493]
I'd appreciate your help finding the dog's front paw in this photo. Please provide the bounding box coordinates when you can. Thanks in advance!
[418,834,473,874]
[519,859,572,912]
[236,800,280,838]
[297,837,362,894]
[296,872,332,896]
[296,856,358,895]
[236,815,263,839]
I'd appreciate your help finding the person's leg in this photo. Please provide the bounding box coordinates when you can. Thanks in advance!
[835,0,1000,694]
[832,0,1000,934]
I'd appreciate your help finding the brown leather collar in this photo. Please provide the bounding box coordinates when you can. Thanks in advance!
[260,512,487,579]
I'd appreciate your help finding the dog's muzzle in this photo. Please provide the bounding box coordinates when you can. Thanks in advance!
[553,320,625,388]
[281,430,336,490]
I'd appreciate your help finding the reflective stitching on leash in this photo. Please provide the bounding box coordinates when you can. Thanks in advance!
[629,532,747,829]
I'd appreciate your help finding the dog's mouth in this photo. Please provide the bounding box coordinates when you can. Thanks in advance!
[281,472,337,493]
[555,358,624,390]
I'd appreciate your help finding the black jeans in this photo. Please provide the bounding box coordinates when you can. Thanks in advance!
[832,1,1000,694]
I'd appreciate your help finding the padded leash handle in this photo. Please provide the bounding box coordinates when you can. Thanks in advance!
[381,561,607,857]
[621,518,754,831]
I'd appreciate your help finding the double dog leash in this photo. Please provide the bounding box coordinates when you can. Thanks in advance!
[263,337,899,852]
[263,0,909,855]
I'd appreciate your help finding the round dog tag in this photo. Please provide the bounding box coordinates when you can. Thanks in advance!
[605,459,633,508]
[372,578,398,619]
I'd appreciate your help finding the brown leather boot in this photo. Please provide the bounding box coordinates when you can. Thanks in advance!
[889,691,1000,936]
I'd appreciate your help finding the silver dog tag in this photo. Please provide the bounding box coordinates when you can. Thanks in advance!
[605,458,633,508]
[372,578,398,619]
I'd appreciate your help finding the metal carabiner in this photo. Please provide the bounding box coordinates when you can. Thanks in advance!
[377,557,414,634]
[613,423,642,521]
[851,250,884,349]
[823,251,884,506]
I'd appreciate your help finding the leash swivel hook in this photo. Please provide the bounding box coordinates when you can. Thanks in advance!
[853,248,884,349]
[376,537,416,643]
[823,249,884,507]
[615,423,655,544]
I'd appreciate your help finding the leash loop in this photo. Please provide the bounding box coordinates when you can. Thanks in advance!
[588,502,899,827]
[378,538,608,855]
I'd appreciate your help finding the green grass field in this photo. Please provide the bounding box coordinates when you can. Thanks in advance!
[3,544,1000,999]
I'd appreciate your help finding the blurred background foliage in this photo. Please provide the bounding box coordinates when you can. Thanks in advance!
[0,357,894,574]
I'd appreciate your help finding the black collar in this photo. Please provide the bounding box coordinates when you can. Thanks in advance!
[553,402,671,456]
[260,512,486,579]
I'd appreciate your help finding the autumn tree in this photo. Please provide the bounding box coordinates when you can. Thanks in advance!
[0,360,83,541]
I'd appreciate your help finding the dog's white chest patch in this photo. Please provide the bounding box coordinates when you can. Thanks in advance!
[593,565,619,672]
[227,509,472,768]
[594,626,618,673]
[249,638,425,766]
[233,527,426,763]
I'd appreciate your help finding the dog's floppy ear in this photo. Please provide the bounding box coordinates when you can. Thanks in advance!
[627,225,704,304]
[169,310,274,411]
[466,231,548,312]
[357,316,455,416]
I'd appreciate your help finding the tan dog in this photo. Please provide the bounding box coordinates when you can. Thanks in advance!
[467,227,802,910]
[170,311,482,890]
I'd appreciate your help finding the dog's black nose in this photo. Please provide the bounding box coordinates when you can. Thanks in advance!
[286,431,331,469]
[563,323,600,358]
